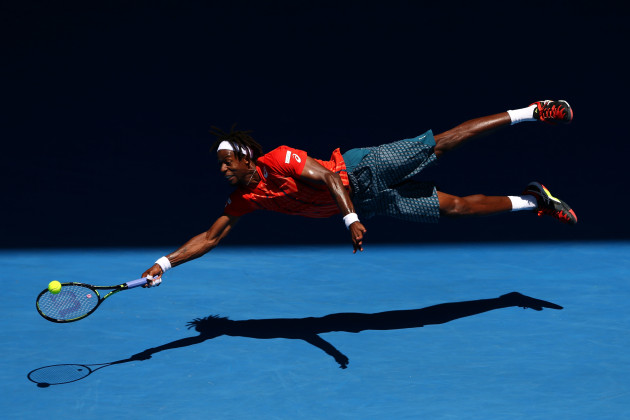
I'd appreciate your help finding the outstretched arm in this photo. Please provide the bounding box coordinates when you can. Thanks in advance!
[131,335,209,360]
[299,157,367,253]
[142,214,239,285]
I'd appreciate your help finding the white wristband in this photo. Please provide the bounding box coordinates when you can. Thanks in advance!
[343,212,360,229]
[155,256,172,273]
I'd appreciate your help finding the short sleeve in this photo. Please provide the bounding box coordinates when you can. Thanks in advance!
[258,146,308,177]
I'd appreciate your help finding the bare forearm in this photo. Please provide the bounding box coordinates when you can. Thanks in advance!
[299,157,365,252]
[324,171,366,253]
[324,172,354,215]
[142,215,237,285]
[166,231,219,267]
[160,215,237,269]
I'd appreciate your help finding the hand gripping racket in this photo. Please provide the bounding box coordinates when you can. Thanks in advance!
[36,278,148,323]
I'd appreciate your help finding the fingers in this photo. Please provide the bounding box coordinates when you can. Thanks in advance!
[350,222,366,253]
[336,355,349,368]
[146,275,162,287]
[353,237,364,253]
[142,275,158,288]
[141,265,164,288]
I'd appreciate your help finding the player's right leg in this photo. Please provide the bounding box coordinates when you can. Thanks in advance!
[523,181,577,225]
[437,181,577,225]
[433,100,573,158]
[437,192,513,217]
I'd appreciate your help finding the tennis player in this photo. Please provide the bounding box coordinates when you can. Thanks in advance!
[143,100,575,286]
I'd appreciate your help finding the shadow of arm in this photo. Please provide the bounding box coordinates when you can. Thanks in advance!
[131,336,208,360]
[302,334,349,369]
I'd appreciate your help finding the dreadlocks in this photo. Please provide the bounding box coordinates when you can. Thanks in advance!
[209,124,263,161]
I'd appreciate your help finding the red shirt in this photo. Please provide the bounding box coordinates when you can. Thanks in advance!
[223,146,350,218]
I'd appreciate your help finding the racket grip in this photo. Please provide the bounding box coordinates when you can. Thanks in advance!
[126,278,149,289]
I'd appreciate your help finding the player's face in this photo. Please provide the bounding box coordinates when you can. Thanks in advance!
[217,150,251,186]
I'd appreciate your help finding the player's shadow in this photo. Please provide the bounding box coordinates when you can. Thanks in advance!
[131,291,562,369]
[28,291,562,386]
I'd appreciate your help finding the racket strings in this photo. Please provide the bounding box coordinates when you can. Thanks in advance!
[37,285,99,320]
[28,364,93,384]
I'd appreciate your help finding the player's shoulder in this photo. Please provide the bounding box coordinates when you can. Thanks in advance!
[261,145,303,158]
[259,145,308,166]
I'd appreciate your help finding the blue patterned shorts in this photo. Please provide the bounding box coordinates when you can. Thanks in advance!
[343,130,440,223]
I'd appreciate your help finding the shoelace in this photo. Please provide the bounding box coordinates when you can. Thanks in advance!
[541,103,567,120]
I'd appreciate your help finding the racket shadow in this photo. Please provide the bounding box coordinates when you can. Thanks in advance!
[27,291,562,386]
[27,359,135,387]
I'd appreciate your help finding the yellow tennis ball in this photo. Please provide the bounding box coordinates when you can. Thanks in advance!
[48,280,62,294]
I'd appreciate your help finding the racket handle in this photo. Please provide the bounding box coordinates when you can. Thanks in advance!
[126,278,149,289]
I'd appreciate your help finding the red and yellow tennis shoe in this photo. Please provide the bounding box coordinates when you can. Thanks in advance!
[531,100,573,124]
[524,182,577,225]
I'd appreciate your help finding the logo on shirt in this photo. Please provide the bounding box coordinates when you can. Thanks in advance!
[225,198,231,207]
[284,150,301,164]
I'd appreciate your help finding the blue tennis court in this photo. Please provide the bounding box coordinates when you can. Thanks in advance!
[2,241,628,419]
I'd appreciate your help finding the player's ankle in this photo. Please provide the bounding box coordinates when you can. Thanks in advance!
[508,195,537,211]
[507,105,537,125]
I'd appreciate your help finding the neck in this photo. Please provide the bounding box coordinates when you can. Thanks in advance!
[244,166,259,187]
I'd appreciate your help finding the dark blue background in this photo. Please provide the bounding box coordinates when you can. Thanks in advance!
[3,1,627,247]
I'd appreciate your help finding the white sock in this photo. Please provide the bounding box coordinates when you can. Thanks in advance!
[507,104,537,125]
[508,195,537,211]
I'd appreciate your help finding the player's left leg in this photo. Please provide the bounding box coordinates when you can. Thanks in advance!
[433,100,573,158]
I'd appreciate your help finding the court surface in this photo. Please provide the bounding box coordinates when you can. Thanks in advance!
[2,241,629,419]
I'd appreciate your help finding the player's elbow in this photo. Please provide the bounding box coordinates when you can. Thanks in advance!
[323,171,343,187]
[202,232,222,250]
[209,237,224,250]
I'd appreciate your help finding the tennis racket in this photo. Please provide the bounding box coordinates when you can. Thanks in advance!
[36,278,148,323]
[28,358,132,387]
